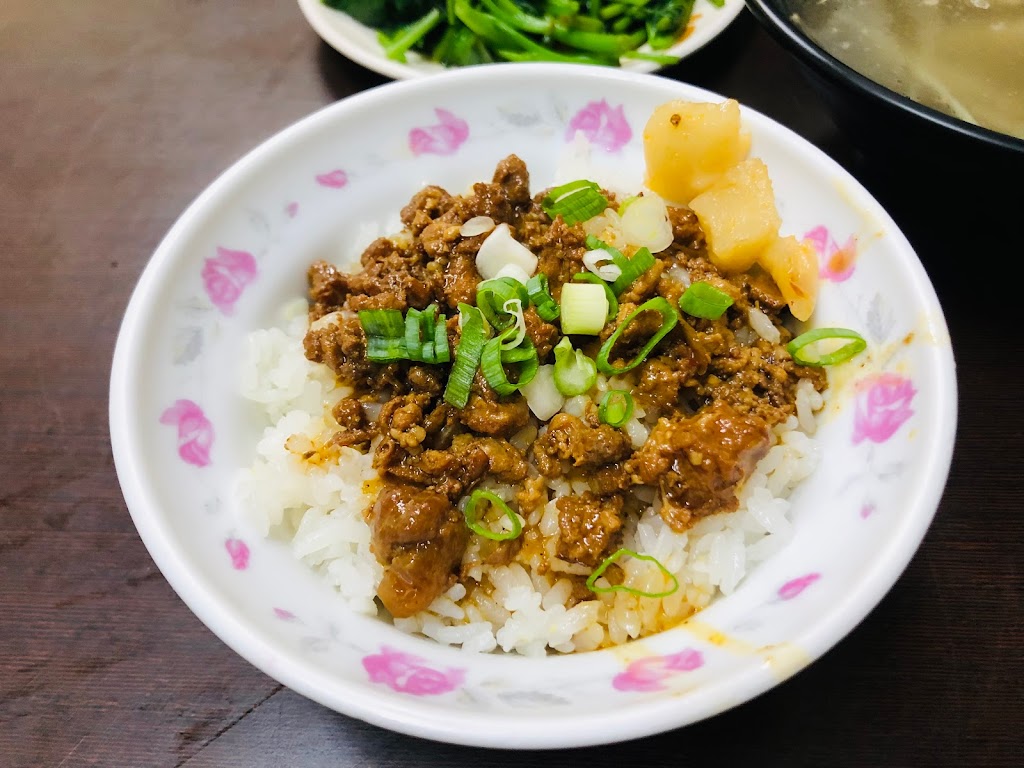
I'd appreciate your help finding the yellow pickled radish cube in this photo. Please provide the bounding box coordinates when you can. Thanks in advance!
[689,158,782,274]
[643,99,752,205]
[757,235,820,321]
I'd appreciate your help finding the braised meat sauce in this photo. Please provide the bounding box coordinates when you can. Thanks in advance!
[303,155,825,618]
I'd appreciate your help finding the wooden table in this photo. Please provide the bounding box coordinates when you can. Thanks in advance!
[2,2,1020,765]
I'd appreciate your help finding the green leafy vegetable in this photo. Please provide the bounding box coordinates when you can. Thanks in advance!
[322,0,721,68]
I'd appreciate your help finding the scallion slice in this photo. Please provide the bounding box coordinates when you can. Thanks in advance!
[585,235,656,295]
[481,326,539,396]
[572,272,618,321]
[477,277,528,330]
[560,282,609,335]
[443,304,487,408]
[463,489,523,541]
[787,327,867,367]
[596,297,678,375]
[598,389,634,427]
[526,273,560,321]
[552,337,597,397]
[679,281,734,320]
[586,548,679,598]
[541,179,608,225]
[359,309,408,362]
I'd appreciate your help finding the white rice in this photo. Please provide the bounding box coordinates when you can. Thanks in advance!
[234,311,822,656]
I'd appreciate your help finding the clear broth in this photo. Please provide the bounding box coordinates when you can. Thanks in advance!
[789,0,1024,140]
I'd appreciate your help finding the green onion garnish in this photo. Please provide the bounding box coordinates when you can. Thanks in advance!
[526,273,560,321]
[559,282,610,335]
[552,337,597,397]
[541,179,608,225]
[361,305,448,364]
[585,235,656,296]
[679,281,734,320]
[787,327,867,367]
[463,489,523,541]
[586,548,679,599]
[359,309,407,361]
[572,272,618,322]
[598,389,634,427]
[477,277,528,331]
[443,304,487,408]
[596,297,678,375]
[481,326,539,396]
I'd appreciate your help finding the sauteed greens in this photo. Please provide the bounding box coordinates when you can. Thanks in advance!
[323,0,725,67]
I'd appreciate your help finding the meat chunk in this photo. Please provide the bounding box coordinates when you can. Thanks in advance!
[307,260,350,317]
[627,401,771,531]
[370,484,468,618]
[524,306,560,360]
[401,185,455,237]
[458,371,530,438]
[329,397,374,450]
[346,237,438,312]
[635,352,700,416]
[556,492,623,566]
[534,413,633,478]
[450,434,529,483]
[304,314,405,395]
[526,216,588,296]
[491,154,532,206]
[384,446,489,500]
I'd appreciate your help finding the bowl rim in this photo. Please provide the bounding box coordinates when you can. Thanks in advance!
[109,61,959,748]
[743,0,1024,155]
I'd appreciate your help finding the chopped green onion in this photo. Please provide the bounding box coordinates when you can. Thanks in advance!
[552,337,597,397]
[463,489,523,541]
[585,235,656,295]
[433,311,450,364]
[586,548,679,598]
[679,281,734,320]
[405,306,426,361]
[358,308,405,338]
[598,389,634,427]
[596,297,678,375]
[359,309,408,362]
[481,326,539,395]
[612,247,655,295]
[541,180,608,225]
[477,277,528,330]
[526,273,560,321]
[787,327,867,367]
[444,304,487,408]
[364,336,408,363]
[362,306,448,364]
[560,282,610,335]
[572,272,618,322]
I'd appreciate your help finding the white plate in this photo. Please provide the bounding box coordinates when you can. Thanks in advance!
[110,63,956,748]
[297,0,747,80]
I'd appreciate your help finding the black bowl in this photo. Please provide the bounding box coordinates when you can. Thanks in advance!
[744,0,1024,176]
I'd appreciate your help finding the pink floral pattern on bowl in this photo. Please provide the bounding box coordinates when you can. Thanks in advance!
[565,99,632,152]
[409,108,469,156]
[852,373,917,445]
[202,246,257,315]
[613,649,704,692]
[362,646,464,696]
[158,399,213,467]
[804,225,857,282]
[315,169,349,188]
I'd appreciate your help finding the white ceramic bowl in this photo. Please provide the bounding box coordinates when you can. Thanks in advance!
[296,0,747,80]
[110,63,957,749]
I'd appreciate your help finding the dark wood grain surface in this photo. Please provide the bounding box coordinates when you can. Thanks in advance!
[2,2,1020,766]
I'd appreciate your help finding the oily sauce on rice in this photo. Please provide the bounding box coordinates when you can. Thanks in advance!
[301,155,825,619]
